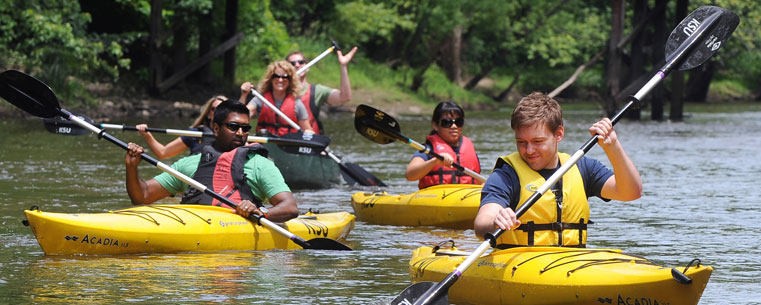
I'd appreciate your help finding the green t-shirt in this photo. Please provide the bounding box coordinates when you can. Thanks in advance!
[154,152,291,202]
[302,84,334,109]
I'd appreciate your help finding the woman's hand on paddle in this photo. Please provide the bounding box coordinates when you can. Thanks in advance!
[589,118,618,147]
[437,152,455,167]
[135,124,151,137]
[125,142,144,167]
[236,200,265,218]
[240,82,254,97]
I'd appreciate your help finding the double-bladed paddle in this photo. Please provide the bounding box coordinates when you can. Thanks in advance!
[354,105,487,183]
[0,69,352,251]
[42,116,331,155]
[391,5,739,305]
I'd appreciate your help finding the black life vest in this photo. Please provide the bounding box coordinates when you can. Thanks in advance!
[180,145,268,209]
[188,125,216,155]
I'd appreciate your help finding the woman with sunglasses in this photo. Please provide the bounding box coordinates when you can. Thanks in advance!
[135,95,227,159]
[406,101,482,189]
[238,60,315,136]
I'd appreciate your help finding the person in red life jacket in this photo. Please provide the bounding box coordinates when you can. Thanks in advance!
[134,95,226,159]
[474,92,642,248]
[238,60,315,136]
[124,100,299,221]
[284,47,358,134]
[406,101,482,189]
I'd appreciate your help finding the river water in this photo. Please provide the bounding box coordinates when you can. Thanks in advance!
[0,103,759,304]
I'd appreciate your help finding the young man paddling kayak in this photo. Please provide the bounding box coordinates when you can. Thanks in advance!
[125,100,300,222]
[474,92,642,247]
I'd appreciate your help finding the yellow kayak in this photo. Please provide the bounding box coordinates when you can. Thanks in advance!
[23,204,355,255]
[350,184,481,229]
[409,245,712,305]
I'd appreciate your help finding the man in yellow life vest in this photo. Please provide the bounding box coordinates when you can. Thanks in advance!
[474,92,643,248]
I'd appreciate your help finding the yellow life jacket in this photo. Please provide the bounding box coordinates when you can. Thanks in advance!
[495,152,590,248]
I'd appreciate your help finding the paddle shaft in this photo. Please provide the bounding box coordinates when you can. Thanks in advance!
[62,110,322,250]
[99,123,324,148]
[296,41,340,75]
[411,9,725,305]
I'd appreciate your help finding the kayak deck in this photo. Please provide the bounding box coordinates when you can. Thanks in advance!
[351,184,481,229]
[24,204,355,255]
[409,245,712,305]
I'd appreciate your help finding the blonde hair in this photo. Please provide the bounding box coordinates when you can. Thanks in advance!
[191,95,227,128]
[511,92,563,132]
[257,60,302,98]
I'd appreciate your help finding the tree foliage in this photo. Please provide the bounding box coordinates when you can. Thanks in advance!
[0,0,129,101]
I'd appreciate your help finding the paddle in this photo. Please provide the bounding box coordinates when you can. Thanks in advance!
[353,104,487,183]
[295,41,341,75]
[42,116,331,155]
[391,5,739,305]
[0,69,353,251]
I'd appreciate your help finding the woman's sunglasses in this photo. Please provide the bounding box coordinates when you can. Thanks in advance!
[439,117,464,128]
[289,59,306,66]
[223,122,252,133]
[272,73,290,80]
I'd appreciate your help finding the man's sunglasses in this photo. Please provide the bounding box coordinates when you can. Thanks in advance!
[439,117,464,128]
[223,122,252,133]
[289,59,306,66]
[272,73,290,80]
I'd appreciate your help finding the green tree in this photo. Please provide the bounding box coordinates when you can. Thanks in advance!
[0,0,129,103]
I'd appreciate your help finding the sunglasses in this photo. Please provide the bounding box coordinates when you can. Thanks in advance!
[272,73,290,80]
[223,122,252,133]
[289,59,306,66]
[439,117,464,128]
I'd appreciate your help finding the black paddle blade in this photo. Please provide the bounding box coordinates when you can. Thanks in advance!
[354,104,406,145]
[303,238,352,251]
[340,162,387,187]
[666,6,739,71]
[0,70,62,118]
[390,282,448,305]
[42,115,96,136]
[277,132,331,155]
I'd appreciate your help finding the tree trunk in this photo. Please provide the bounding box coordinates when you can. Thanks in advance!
[171,12,188,78]
[670,0,688,121]
[148,0,164,95]
[685,62,716,102]
[197,7,213,83]
[605,0,625,117]
[223,0,239,83]
[439,25,463,85]
[463,66,493,91]
[410,62,433,92]
[494,60,530,102]
[626,0,647,120]
[651,0,667,121]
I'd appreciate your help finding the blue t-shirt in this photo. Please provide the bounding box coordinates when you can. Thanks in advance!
[480,156,613,210]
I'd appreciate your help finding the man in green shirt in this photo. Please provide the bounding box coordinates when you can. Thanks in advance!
[125,100,299,222]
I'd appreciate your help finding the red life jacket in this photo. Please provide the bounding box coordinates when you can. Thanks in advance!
[180,145,268,209]
[300,84,323,134]
[418,134,481,189]
[256,92,301,136]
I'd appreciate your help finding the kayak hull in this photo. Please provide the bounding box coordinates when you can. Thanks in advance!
[409,246,712,305]
[262,143,342,189]
[24,205,355,255]
[351,184,481,229]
